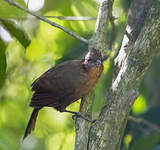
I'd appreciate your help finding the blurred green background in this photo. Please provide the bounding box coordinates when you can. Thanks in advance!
[0,0,160,150]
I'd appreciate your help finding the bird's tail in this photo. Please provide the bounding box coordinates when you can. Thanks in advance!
[23,108,40,140]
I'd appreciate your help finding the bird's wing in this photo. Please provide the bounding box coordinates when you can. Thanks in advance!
[31,64,63,93]
[30,92,62,108]
[31,60,81,93]
[30,60,82,108]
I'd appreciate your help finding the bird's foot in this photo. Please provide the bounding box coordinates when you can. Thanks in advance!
[62,109,94,122]
[72,112,93,122]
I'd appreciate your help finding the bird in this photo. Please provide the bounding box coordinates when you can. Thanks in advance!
[23,48,104,140]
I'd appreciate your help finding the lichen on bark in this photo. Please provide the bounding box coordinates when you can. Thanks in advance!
[87,0,160,150]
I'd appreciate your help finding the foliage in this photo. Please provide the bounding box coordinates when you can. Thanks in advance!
[0,38,7,88]
[0,18,30,48]
[0,0,160,150]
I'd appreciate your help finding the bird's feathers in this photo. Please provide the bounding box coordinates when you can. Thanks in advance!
[30,60,86,109]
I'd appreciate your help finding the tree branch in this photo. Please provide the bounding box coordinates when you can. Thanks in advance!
[128,116,160,131]
[114,0,152,77]
[89,0,114,53]
[74,0,114,150]
[2,16,96,21]
[3,0,88,44]
[74,94,94,150]
[44,16,96,21]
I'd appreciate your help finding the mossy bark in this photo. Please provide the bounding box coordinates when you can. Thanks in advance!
[87,1,160,150]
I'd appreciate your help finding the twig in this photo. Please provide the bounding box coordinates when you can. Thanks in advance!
[3,0,88,44]
[128,116,160,131]
[44,16,96,21]
[1,16,96,21]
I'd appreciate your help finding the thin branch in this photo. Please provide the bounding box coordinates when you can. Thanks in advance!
[44,16,96,21]
[89,0,114,53]
[1,16,96,21]
[3,0,88,44]
[128,116,160,131]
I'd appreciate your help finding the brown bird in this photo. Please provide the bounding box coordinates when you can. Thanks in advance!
[23,48,103,140]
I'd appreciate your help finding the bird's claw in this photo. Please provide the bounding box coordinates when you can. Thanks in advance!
[72,112,93,122]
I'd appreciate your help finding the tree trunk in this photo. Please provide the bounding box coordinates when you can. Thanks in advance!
[75,0,160,150]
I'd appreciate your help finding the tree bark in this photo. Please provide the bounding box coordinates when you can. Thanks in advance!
[75,0,160,150]
[87,0,160,150]
[74,1,114,150]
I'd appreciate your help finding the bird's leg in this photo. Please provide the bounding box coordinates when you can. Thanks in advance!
[80,97,84,109]
[62,109,92,122]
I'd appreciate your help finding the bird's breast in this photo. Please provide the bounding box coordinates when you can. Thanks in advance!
[74,67,102,97]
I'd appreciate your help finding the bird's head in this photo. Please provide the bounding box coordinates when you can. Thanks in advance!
[82,48,103,73]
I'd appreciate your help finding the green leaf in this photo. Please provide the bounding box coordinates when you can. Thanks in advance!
[0,37,7,89]
[70,0,97,33]
[0,0,26,18]
[0,18,30,48]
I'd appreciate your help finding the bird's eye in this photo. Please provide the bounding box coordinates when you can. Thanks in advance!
[87,58,92,62]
